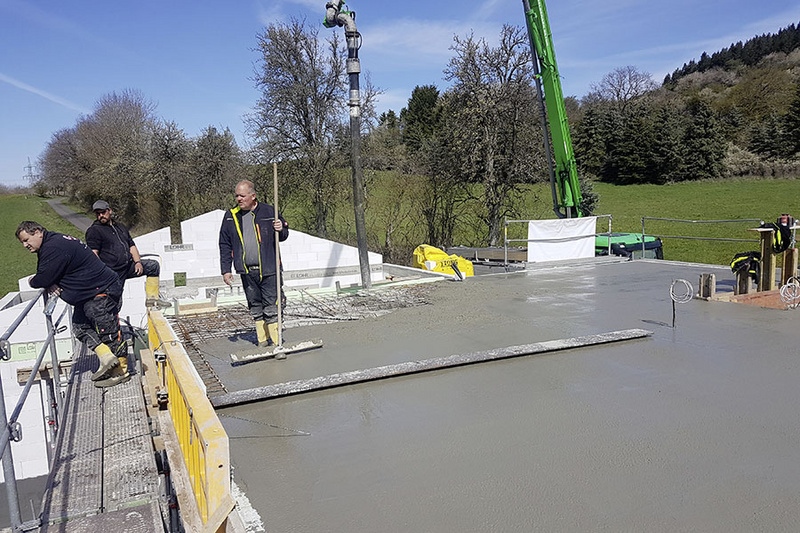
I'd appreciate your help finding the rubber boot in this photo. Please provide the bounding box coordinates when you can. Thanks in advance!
[256,320,270,348]
[268,322,286,359]
[91,343,119,381]
[94,365,131,388]
[145,277,171,308]
[118,354,128,374]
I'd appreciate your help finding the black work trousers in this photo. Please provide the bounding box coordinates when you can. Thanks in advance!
[240,269,285,323]
[72,279,125,357]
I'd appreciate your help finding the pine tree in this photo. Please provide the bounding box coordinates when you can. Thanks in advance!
[681,99,725,180]
[783,84,800,157]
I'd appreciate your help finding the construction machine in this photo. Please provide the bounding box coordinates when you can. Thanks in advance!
[521,0,663,258]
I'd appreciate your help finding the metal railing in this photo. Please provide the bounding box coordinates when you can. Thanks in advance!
[640,217,763,257]
[0,290,67,531]
[147,310,232,531]
[504,215,613,263]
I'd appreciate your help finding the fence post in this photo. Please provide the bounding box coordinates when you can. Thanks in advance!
[734,271,752,295]
[758,229,776,292]
[782,248,798,286]
[641,218,646,258]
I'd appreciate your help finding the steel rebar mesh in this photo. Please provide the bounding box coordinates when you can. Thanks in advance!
[168,285,433,395]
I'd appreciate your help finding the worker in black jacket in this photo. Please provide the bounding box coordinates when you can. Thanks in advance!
[219,180,288,347]
[16,221,129,388]
[85,200,167,309]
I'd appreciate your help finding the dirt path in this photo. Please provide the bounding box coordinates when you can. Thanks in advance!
[46,198,92,233]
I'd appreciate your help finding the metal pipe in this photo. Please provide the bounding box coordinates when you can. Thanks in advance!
[43,378,57,467]
[0,374,21,530]
[44,296,64,420]
[0,290,45,361]
[323,2,371,292]
[0,292,48,530]
[640,218,650,258]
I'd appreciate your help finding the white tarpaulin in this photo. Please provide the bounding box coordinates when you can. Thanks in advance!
[527,216,597,262]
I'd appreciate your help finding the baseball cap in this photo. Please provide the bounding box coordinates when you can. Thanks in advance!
[92,200,110,211]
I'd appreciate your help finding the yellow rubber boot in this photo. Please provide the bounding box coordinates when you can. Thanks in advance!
[91,343,119,381]
[118,355,128,374]
[94,364,131,388]
[268,322,287,359]
[256,320,269,347]
[267,322,280,345]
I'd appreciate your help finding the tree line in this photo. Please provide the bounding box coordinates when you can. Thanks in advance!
[34,18,800,262]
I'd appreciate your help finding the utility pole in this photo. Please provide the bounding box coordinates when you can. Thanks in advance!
[323,1,371,292]
[24,157,37,184]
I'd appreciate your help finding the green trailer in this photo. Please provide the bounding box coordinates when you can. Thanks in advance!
[595,233,663,259]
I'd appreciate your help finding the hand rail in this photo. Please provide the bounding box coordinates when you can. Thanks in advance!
[641,217,764,257]
[0,290,65,530]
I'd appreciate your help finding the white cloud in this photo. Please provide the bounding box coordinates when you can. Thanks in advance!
[360,17,502,69]
[373,88,413,114]
[0,73,90,114]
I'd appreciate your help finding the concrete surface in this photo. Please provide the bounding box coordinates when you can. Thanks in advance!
[200,259,800,532]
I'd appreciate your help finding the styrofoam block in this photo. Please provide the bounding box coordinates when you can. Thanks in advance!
[17,459,49,480]
[17,276,33,292]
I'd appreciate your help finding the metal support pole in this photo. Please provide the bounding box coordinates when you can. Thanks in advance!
[0,373,22,530]
[43,378,57,467]
[44,295,63,419]
[504,218,509,267]
[641,218,646,258]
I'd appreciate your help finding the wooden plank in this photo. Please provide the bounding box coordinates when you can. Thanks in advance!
[139,348,162,408]
[158,410,204,533]
[782,248,798,285]
[16,360,73,384]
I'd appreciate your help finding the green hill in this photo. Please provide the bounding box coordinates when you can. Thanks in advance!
[0,195,85,297]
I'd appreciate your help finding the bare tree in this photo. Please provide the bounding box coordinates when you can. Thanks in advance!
[38,127,81,196]
[443,25,544,246]
[37,89,157,223]
[590,66,658,113]
[247,18,347,238]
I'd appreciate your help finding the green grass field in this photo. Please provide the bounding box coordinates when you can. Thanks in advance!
[1,179,798,297]
[592,180,799,265]
[0,195,85,297]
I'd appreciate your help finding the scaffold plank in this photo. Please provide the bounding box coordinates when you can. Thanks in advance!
[39,345,162,529]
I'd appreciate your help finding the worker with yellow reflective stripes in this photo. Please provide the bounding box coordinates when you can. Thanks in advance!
[219,180,289,347]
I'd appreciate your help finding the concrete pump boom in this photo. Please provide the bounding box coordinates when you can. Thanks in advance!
[522,0,583,218]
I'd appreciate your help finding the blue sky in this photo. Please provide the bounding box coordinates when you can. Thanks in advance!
[2,0,799,187]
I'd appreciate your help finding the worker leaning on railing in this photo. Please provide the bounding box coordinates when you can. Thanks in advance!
[15,221,129,388]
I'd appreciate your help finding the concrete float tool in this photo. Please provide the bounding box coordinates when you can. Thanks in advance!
[229,162,323,366]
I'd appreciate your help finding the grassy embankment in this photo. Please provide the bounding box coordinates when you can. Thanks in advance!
[0,195,84,297]
[1,180,798,296]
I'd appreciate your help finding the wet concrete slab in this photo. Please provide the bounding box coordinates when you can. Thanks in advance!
[201,259,800,532]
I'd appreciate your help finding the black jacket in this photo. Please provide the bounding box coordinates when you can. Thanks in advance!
[219,202,288,277]
[29,231,121,305]
[85,220,135,278]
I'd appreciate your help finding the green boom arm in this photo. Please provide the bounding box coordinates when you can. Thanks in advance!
[522,0,582,218]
